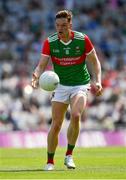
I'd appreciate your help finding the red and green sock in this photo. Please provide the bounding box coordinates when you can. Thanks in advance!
[47,152,55,164]
[47,144,75,164]
[66,144,75,156]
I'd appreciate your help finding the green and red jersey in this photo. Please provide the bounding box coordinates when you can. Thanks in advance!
[41,31,94,86]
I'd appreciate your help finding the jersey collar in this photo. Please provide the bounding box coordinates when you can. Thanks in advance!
[58,31,74,45]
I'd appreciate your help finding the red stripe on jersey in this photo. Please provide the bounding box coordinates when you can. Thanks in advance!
[51,54,86,66]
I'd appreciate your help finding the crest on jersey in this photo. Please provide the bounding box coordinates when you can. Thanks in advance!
[76,46,80,50]
[75,46,81,53]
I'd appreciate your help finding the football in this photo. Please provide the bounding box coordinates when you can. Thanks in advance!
[39,71,60,91]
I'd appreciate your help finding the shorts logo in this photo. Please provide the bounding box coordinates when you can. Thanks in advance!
[51,92,55,100]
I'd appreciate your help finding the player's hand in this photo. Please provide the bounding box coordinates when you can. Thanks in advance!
[95,82,103,96]
[31,73,39,89]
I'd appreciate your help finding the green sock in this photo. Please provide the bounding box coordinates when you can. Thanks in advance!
[47,152,55,164]
[66,144,75,156]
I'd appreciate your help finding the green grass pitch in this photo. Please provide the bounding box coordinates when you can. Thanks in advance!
[0,147,126,179]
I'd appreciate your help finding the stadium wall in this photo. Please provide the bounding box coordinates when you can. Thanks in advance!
[0,130,126,148]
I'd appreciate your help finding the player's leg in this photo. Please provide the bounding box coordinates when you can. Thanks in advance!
[44,101,68,170]
[64,93,87,169]
[48,101,68,153]
[68,94,87,144]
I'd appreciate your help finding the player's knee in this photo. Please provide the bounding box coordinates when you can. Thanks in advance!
[71,112,80,122]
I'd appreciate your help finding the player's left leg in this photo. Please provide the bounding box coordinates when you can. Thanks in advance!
[64,93,87,169]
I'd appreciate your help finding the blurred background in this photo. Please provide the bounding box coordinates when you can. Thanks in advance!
[0,0,126,148]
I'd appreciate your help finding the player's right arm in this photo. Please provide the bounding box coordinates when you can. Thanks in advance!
[32,55,49,88]
[32,39,50,89]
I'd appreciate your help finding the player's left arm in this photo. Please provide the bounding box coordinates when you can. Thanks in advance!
[87,49,103,96]
[84,35,103,96]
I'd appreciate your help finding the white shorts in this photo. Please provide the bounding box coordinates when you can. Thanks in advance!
[51,84,91,104]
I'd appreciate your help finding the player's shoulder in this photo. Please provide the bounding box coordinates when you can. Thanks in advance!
[73,30,86,40]
[48,32,58,43]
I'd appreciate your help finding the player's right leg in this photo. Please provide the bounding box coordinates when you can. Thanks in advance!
[44,101,68,171]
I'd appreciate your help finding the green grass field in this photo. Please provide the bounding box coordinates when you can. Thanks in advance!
[0,147,126,179]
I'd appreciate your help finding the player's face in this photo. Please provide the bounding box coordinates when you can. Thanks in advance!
[55,18,71,38]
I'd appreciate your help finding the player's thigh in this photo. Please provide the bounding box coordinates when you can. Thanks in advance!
[51,101,68,123]
[70,94,87,115]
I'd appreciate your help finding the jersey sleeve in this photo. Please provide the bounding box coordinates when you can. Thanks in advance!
[85,35,94,55]
[41,39,50,56]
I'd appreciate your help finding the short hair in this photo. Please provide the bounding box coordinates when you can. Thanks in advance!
[55,10,72,22]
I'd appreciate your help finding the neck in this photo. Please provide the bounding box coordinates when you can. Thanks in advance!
[60,30,72,42]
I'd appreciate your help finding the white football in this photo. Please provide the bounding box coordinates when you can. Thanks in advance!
[39,71,60,91]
